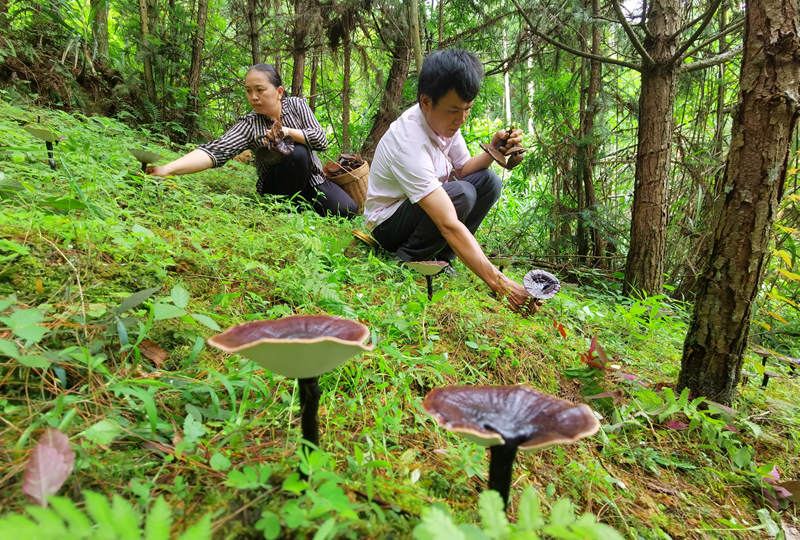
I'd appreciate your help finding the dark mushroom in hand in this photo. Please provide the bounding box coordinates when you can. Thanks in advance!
[479,128,528,170]
[129,148,166,173]
[523,269,560,300]
[423,385,599,508]
[405,261,449,300]
[207,314,373,448]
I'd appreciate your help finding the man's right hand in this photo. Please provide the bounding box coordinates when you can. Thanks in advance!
[496,274,542,316]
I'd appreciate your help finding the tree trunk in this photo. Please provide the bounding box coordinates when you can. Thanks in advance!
[360,41,412,161]
[677,0,799,404]
[623,0,681,296]
[90,0,109,60]
[138,0,157,104]
[309,49,319,112]
[342,33,352,151]
[290,0,308,96]
[182,0,208,143]
[408,0,423,73]
[247,0,260,64]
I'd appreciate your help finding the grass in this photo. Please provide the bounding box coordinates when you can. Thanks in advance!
[1,95,798,539]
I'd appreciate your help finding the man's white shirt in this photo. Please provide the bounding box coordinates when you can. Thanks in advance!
[363,104,471,230]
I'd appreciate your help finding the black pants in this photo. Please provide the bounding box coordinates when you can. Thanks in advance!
[257,145,358,218]
[372,169,502,262]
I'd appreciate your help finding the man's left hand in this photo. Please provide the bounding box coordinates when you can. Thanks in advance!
[491,128,524,154]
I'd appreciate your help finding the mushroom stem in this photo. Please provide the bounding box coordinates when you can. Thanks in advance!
[298,377,321,447]
[140,161,148,172]
[488,443,518,508]
[425,276,433,300]
[46,141,56,170]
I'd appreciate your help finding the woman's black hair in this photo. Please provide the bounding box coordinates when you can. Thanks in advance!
[248,63,283,88]
[417,49,483,105]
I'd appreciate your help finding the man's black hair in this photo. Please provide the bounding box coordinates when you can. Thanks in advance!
[417,49,484,105]
[248,63,283,88]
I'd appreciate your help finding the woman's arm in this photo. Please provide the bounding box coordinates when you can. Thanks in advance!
[147,149,213,177]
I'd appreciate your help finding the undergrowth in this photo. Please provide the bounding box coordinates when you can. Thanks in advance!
[1,97,798,539]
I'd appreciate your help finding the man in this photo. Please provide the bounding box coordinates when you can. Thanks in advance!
[363,49,538,314]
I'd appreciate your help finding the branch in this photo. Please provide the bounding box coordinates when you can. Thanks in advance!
[678,44,743,73]
[670,0,723,65]
[438,10,512,48]
[609,0,654,66]
[510,0,641,71]
[680,18,745,61]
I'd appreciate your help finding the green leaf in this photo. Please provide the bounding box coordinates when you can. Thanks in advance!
[548,498,575,527]
[0,338,20,359]
[465,341,479,349]
[84,490,116,539]
[183,414,206,444]
[756,508,780,537]
[190,313,221,331]
[80,419,123,445]
[177,513,211,540]
[209,452,231,471]
[152,303,186,321]
[517,487,545,531]
[478,490,510,538]
[255,510,281,539]
[49,496,92,536]
[1,309,48,345]
[413,506,466,540]
[312,518,337,540]
[144,496,171,540]
[110,494,141,540]
[281,473,309,494]
[170,285,190,309]
[114,286,161,315]
[18,355,52,368]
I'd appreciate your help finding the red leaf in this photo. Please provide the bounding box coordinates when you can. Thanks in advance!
[666,420,688,430]
[21,428,75,507]
[557,324,567,339]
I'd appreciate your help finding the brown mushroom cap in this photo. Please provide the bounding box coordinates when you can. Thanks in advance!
[490,256,513,268]
[405,261,449,276]
[129,148,165,164]
[24,126,59,142]
[207,314,373,378]
[423,385,599,449]
[523,269,561,300]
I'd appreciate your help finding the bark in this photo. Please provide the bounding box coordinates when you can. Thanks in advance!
[309,49,319,111]
[90,0,109,59]
[623,0,681,296]
[342,33,352,151]
[360,40,412,161]
[678,0,800,404]
[290,0,310,96]
[138,0,157,104]
[247,0,260,64]
[408,0,423,73]
[182,0,208,142]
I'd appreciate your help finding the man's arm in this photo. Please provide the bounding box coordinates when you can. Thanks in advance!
[417,186,539,313]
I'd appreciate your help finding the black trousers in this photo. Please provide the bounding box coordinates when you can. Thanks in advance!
[256,145,358,218]
[372,169,502,262]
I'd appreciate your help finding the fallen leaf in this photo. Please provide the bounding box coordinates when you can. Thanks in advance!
[138,339,167,367]
[21,428,75,507]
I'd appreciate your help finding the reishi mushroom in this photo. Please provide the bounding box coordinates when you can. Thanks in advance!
[207,314,373,448]
[423,385,600,508]
[479,128,527,170]
[129,148,166,172]
[523,269,561,300]
[24,125,60,170]
[404,261,449,300]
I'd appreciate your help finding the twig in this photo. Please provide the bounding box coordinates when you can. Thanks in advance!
[40,234,87,341]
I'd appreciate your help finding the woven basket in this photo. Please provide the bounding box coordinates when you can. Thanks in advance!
[328,161,369,212]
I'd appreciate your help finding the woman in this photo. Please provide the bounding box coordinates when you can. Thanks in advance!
[147,64,358,218]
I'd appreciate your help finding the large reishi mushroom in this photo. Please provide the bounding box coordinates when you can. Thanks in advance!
[24,125,61,170]
[129,148,166,172]
[423,385,599,508]
[207,314,373,448]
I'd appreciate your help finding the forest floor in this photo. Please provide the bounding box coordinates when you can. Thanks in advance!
[1,98,799,539]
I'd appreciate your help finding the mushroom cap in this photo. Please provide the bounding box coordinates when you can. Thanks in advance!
[405,261,448,276]
[129,148,165,164]
[479,142,508,168]
[523,269,561,300]
[207,314,373,378]
[490,256,513,268]
[423,385,599,449]
[24,126,59,142]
